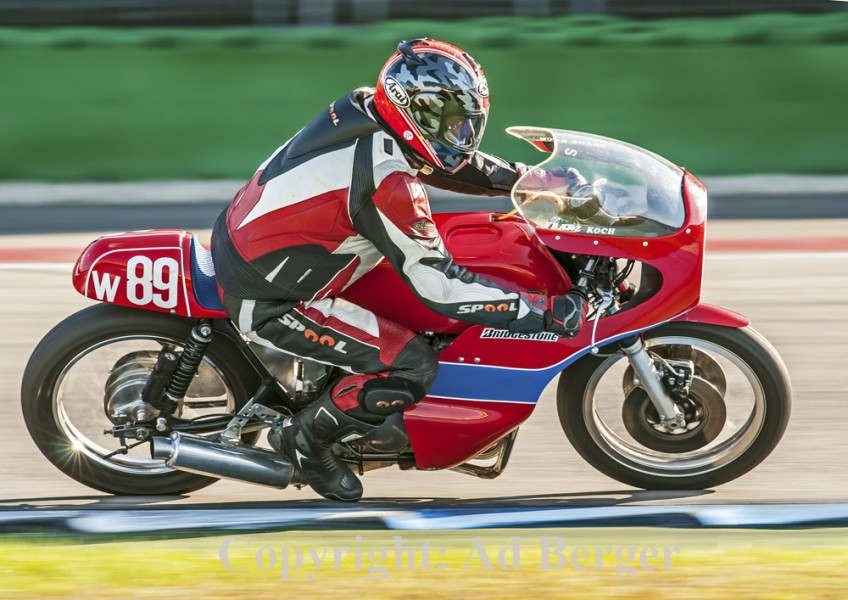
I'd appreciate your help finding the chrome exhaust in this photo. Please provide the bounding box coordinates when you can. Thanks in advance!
[151,432,294,489]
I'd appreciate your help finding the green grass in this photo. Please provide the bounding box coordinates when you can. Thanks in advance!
[1,527,847,598]
[1,13,848,180]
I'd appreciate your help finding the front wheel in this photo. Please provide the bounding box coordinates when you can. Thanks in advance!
[21,304,258,496]
[558,322,791,489]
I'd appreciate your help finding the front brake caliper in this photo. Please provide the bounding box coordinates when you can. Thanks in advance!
[658,359,695,403]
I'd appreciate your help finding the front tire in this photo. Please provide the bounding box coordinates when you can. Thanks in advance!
[21,304,257,496]
[558,322,791,489]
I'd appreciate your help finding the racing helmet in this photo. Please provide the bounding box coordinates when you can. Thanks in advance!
[373,38,489,173]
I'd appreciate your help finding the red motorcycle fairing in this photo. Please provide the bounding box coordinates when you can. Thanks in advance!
[399,173,720,469]
[404,302,748,469]
[674,303,749,328]
[72,230,228,319]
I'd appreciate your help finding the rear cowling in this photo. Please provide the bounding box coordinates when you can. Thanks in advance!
[73,229,228,319]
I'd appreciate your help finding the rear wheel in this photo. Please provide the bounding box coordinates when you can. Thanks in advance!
[21,304,257,495]
[557,322,791,489]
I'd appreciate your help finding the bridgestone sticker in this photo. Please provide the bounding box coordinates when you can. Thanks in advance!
[480,329,558,342]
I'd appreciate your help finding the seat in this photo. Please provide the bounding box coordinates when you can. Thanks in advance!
[190,237,225,311]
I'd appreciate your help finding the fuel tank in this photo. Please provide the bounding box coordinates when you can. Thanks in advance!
[341,212,572,334]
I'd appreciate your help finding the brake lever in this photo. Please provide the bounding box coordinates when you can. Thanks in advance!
[590,291,615,355]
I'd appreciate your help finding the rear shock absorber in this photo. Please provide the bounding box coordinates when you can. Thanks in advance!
[161,320,213,415]
[141,319,212,415]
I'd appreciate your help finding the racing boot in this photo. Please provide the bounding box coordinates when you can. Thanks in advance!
[269,393,377,502]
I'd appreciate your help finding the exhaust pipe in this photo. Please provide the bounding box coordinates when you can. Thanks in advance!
[151,432,294,489]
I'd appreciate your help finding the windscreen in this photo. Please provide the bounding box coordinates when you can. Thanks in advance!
[509,127,686,237]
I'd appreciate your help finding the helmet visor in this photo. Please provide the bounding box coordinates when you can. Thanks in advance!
[440,111,486,151]
[409,92,487,154]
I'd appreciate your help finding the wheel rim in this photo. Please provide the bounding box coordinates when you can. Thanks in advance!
[52,335,235,476]
[582,335,766,478]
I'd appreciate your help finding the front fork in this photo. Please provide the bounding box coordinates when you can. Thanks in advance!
[576,256,686,431]
[619,335,686,429]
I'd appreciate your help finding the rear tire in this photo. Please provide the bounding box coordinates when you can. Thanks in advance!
[558,322,791,489]
[21,304,257,496]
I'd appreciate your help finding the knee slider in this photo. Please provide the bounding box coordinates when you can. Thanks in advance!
[360,377,424,416]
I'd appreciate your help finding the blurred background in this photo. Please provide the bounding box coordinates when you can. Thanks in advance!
[1,0,847,183]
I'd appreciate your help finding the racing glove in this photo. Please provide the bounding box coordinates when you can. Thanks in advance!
[509,288,588,338]
[519,167,602,219]
[521,166,590,194]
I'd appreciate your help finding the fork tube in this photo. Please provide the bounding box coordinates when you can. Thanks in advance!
[576,257,598,289]
[620,337,682,422]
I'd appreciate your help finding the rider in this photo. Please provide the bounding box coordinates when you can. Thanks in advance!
[210,38,589,502]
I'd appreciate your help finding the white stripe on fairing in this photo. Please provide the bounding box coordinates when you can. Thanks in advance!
[306,297,381,338]
[436,322,672,375]
[238,144,356,229]
[238,299,256,333]
[375,207,520,306]
[424,326,674,405]
[426,394,535,405]
[372,132,416,189]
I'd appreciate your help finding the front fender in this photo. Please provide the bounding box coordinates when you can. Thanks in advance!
[672,302,750,328]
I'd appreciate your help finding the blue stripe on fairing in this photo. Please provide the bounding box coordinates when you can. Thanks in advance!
[428,361,571,403]
[427,328,656,404]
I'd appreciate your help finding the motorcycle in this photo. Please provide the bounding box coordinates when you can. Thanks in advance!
[21,127,791,496]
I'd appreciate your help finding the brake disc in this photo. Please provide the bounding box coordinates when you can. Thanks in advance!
[622,376,727,453]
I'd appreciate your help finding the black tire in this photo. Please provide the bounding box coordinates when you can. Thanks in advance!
[557,322,791,490]
[21,304,257,496]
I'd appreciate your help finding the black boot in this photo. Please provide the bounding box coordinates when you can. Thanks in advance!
[269,393,376,502]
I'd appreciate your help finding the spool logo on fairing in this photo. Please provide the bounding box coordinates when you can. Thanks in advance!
[385,77,410,107]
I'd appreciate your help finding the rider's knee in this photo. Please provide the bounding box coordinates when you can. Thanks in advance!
[360,377,422,415]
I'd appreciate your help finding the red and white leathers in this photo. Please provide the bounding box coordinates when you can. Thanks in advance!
[211,88,534,417]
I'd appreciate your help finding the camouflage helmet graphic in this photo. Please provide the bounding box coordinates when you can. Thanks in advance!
[374,39,489,173]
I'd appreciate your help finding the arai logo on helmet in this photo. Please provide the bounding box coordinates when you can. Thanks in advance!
[385,76,410,108]
[477,77,489,97]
